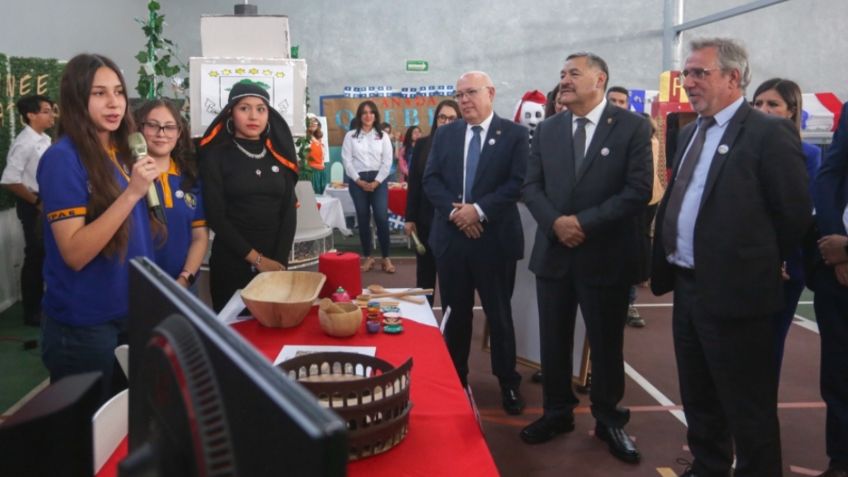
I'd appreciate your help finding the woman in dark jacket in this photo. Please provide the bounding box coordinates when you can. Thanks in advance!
[404,99,460,305]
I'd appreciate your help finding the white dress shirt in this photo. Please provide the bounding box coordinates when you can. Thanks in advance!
[340,128,393,184]
[668,96,745,268]
[571,98,608,155]
[1,125,51,193]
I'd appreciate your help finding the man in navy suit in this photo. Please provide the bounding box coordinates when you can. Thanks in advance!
[812,101,848,477]
[652,38,811,476]
[423,71,527,415]
[521,52,651,463]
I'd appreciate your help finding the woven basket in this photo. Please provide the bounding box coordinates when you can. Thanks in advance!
[279,352,413,460]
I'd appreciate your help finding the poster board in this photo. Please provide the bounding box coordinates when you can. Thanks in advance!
[189,57,307,137]
[320,95,452,147]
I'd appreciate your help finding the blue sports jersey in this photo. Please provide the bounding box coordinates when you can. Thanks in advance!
[36,136,155,326]
[153,160,206,278]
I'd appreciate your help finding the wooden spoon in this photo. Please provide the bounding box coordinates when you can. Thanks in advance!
[356,288,433,303]
[367,284,426,304]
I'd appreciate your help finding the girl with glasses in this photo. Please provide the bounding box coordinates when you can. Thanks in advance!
[135,99,209,290]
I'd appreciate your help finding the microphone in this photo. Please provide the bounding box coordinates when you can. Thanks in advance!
[128,132,167,225]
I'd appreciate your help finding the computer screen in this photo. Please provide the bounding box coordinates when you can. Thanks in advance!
[122,258,347,476]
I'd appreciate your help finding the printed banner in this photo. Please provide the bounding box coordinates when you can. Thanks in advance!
[320,95,453,147]
[198,62,295,128]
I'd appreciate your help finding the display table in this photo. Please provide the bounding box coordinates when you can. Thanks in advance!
[97,293,497,477]
[316,195,352,236]
[323,184,356,218]
[387,185,407,217]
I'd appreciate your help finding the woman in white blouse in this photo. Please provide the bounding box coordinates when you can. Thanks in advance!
[341,100,395,273]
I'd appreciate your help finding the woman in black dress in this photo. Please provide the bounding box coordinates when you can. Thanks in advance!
[199,81,299,311]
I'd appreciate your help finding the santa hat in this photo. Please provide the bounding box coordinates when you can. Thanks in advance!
[513,90,547,123]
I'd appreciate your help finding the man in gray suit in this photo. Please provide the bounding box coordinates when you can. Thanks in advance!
[521,52,652,464]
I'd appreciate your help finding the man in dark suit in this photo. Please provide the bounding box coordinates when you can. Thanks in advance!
[811,101,848,477]
[423,71,527,415]
[520,52,652,464]
[651,38,811,477]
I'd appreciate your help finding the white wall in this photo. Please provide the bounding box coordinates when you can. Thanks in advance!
[2,0,846,114]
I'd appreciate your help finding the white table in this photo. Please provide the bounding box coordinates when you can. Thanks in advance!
[315,195,352,236]
[323,185,356,218]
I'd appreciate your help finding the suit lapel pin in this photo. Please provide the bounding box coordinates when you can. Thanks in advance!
[607,118,613,124]
[272,165,280,173]
[488,138,496,146]
[718,144,729,154]
[601,147,610,156]
[255,169,262,176]
[496,129,502,135]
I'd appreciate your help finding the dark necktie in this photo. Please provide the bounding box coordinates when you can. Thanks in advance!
[573,117,589,174]
[465,125,483,202]
[661,116,715,256]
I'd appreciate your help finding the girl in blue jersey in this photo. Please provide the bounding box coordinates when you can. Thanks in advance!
[36,54,158,401]
[135,99,209,288]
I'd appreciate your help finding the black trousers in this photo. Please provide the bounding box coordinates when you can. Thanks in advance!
[673,270,782,477]
[536,272,630,426]
[437,245,520,389]
[813,269,848,470]
[415,224,437,306]
[16,198,44,323]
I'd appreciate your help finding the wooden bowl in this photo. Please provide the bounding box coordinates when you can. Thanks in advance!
[241,271,326,328]
[318,300,362,337]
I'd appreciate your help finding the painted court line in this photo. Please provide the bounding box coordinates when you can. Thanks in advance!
[793,314,820,334]
[624,362,688,426]
[790,465,823,476]
[656,468,678,477]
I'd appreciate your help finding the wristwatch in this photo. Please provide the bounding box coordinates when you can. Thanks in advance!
[179,270,197,285]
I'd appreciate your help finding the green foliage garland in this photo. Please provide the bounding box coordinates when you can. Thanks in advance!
[135,0,186,99]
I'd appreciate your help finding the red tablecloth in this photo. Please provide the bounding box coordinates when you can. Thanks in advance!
[98,308,497,477]
[388,187,407,217]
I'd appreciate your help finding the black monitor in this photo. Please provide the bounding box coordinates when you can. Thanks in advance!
[122,257,347,476]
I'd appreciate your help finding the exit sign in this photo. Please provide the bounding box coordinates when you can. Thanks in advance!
[405,60,429,72]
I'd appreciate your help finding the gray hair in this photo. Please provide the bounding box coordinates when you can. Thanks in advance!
[689,37,751,91]
[565,52,610,89]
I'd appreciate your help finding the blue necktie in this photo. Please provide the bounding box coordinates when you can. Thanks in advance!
[465,125,483,202]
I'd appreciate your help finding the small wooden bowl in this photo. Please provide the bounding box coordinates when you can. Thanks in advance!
[318,300,362,337]
[241,271,326,328]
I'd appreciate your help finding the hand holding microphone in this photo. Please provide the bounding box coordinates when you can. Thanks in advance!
[128,132,167,225]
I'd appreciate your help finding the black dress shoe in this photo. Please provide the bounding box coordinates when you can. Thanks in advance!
[595,422,640,463]
[531,370,543,383]
[520,414,575,444]
[501,387,525,415]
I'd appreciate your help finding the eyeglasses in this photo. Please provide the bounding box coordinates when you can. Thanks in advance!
[680,67,721,80]
[437,114,458,123]
[454,88,483,101]
[142,121,180,137]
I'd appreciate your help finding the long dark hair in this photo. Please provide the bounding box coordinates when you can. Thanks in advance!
[134,99,198,191]
[58,53,135,259]
[419,99,461,162]
[752,78,803,133]
[402,126,420,149]
[352,100,383,138]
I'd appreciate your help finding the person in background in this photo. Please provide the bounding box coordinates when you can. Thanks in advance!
[199,81,299,311]
[135,99,208,290]
[342,101,395,273]
[1,94,55,327]
[424,71,527,416]
[405,100,460,305]
[752,78,821,375]
[306,113,327,193]
[397,125,421,182]
[651,38,811,476]
[811,99,848,477]
[606,86,647,327]
[544,84,561,118]
[36,53,158,402]
[606,85,630,109]
[381,121,398,181]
